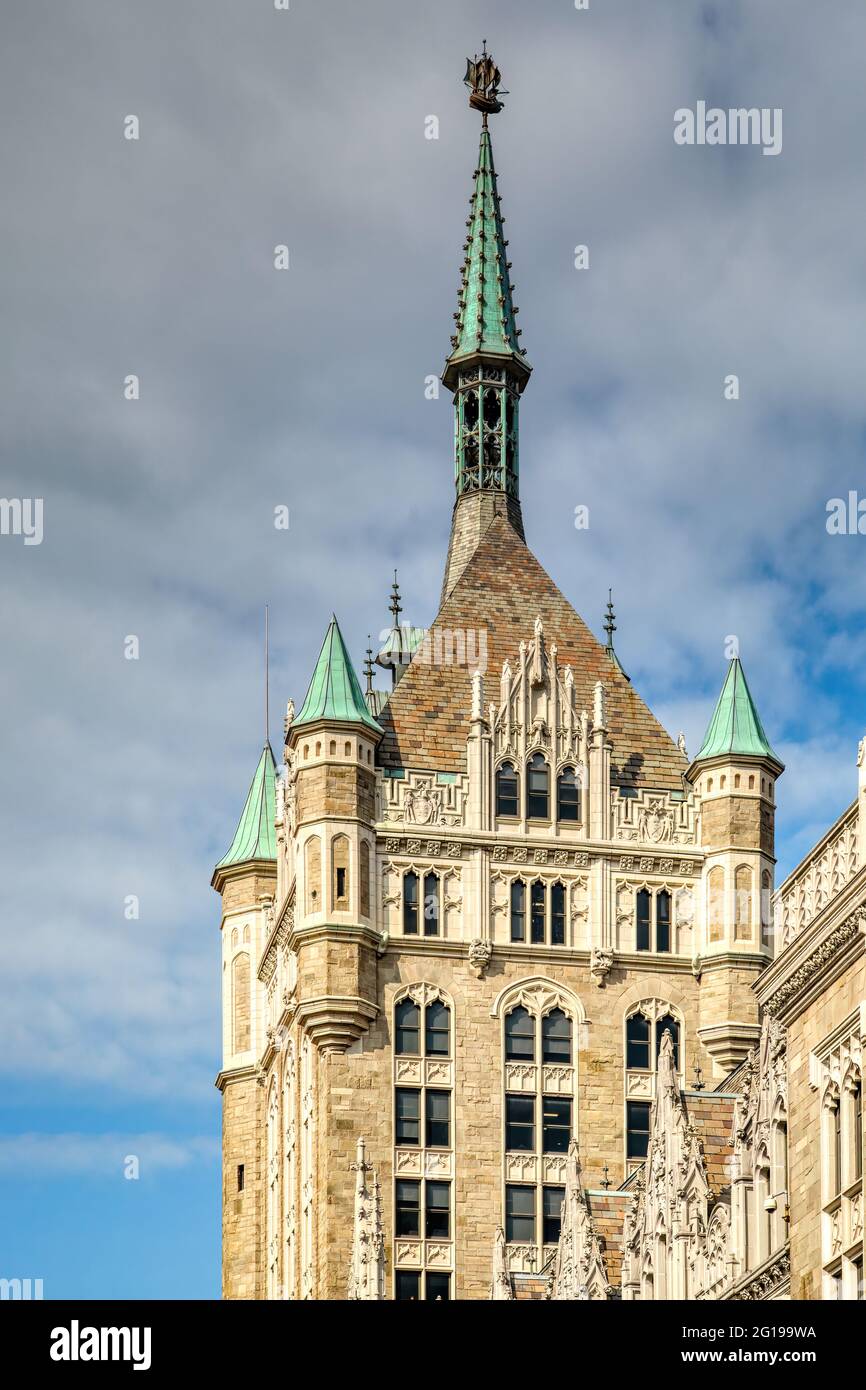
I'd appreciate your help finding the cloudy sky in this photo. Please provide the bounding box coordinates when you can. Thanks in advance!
[1,0,864,1297]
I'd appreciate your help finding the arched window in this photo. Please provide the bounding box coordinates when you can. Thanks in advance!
[505,1006,535,1062]
[735,865,752,942]
[423,872,440,938]
[496,762,519,817]
[332,834,349,911]
[403,871,419,935]
[425,1000,450,1057]
[656,890,671,953]
[526,754,549,820]
[708,866,725,943]
[530,880,545,944]
[557,766,580,822]
[395,998,420,1055]
[542,1008,571,1064]
[510,879,526,943]
[551,881,566,946]
[635,888,672,952]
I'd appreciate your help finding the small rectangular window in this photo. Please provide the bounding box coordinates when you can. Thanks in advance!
[542,1096,571,1154]
[530,881,545,944]
[425,1090,450,1148]
[237,1164,245,1193]
[425,1180,450,1239]
[542,1185,566,1245]
[425,1272,450,1301]
[505,1184,535,1243]
[335,866,347,901]
[396,1270,421,1301]
[627,1100,651,1159]
[395,1180,421,1237]
[395,1088,420,1146]
[505,1094,535,1152]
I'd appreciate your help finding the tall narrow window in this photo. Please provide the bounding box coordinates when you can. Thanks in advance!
[626,1100,651,1159]
[530,881,545,944]
[423,872,440,937]
[526,754,549,820]
[557,767,580,822]
[551,881,566,945]
[395,998,420,1055]
[425,1090,450,1148]
[510,879,526,942]
[496,762,519,817]
[626,1013,650,1070]
[505,1186,535,1243]
[854,1083,863,1181]
[656,889,671,952]
[505,1095,535,1151]
[505,1006,535,1062]
[403,871,419,935]
[636,889,651,951]
[425,1000,450,1057]
[761,869,772,949]
[542,1009,571,1064]
[833,1099,843,1197]
[332,834,350,911]
[543,1186,566,1245]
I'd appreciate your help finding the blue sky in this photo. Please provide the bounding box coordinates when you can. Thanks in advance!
[2,0,865,1297]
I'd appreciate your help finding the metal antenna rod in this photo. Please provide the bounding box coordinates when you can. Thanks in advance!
[264,604,270,746]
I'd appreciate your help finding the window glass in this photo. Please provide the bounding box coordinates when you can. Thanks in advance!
[496,762,519,817]
[425,1000,450,1057]
[425,1181,450,1239]
[505,1185,535,1243]
[551,881,565,945]
[403,872,419,935]
[425,1090,450,1148]
[505,1094,535,1152]
[505,1006,535,1061]
[425,1272,450,1301]
[636,888,651,951]
[395,1180,420,1236]
[626,1013,650,1070]
[395,1088,420,1146]
[542,1009,571,1065]
[657,1015,679,1070]
[557,767,580,822]
[627,1100,651,1159]
[526,755,549,819]
[396,1270,421,1301]
[423,872,439,937]
[542,1096,571,1154]
[395,998,420,1056]
[543,1185,566,1245]
[510,879,526,943]
[656,890,671,952]
[530,880,545,944]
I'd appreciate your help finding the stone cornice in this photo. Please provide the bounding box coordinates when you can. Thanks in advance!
[759,903,866,1023]
[214,1063,257,1093]
[211,857,277,896]
[376,827,703,873]
[723,1245,790,1301]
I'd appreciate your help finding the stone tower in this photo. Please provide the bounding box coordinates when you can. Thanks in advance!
[212,744,277,1299]
[214,48,786,1300]
[687,657,784,1072]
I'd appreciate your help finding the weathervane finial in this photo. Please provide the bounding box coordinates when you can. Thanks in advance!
[464,41,507,123]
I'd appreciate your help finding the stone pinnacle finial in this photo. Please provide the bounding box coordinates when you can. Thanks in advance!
[363,636,374,697]
[603,589,616,650]
[389,570,402,626]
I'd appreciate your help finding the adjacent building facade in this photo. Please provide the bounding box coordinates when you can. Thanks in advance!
[211,53,865,1301]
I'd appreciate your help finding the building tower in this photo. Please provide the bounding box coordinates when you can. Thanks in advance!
[212,742,277,1299]
[687,656,784,1072]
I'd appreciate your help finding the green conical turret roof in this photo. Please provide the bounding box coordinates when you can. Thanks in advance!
[694,658,782,767]
[442,126,531,390]
[294,616,383,735]
[216,743,277,869]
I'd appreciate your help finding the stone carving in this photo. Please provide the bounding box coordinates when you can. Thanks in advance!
[732,1250,791,1301]
[468,938,493,978]
[381,770,467,828]
[347,1138,385,1300]
[774,805,859,946]
[764,907,865,1016]
[589,947,614,987]
[613,788,696,846]
[491,616,583,772]
[550,1141,611,1300]
[490,1226,513,1300]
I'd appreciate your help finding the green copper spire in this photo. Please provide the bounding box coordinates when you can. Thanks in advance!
[442,46,531,501]
[694,658,782,766]
[294,616,383,735]
[216,743,277,869]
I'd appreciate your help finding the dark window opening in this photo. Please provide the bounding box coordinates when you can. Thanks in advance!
[425,1181,450,1239]
[425,1272,451,1301]
[425,1000,450,1057]
[237,1164,245,1193]
[510,879,526,943]
[557,767,580,822]
[526,754,550,820]
[530,880,545,944]
[395,998,420,1056]
[396,1270,421,1301]
[551,881,566,945]
[627,1101,651,1160]
[505,1185,535,1244]
[335,866,347,901]
[626,1013,651,1070]
[425,1090,450,1149]
[395,1088,420,1147]
[403,872,419,935]
[542,1008,571,1065]
[657,1015,680,1071]
[543,1185,566,1245]
[423,871,440,937]
[496,762,519,817]
[505,1006,535,1062]
[656,890,671,952]
[636,889,651,952]
[542,1096,571,1154]
[395,1180,420,1237]
[505,1094,535,1152]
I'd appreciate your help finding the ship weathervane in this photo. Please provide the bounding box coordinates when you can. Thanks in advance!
[464,40,507,122]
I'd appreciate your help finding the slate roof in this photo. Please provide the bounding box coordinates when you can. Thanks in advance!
[377,514,688,790]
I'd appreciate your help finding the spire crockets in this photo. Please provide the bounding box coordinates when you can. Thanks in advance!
[442,45,531,503]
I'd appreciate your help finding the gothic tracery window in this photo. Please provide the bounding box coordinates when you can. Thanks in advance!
[526,753,549,820]
[496,761,519,817]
